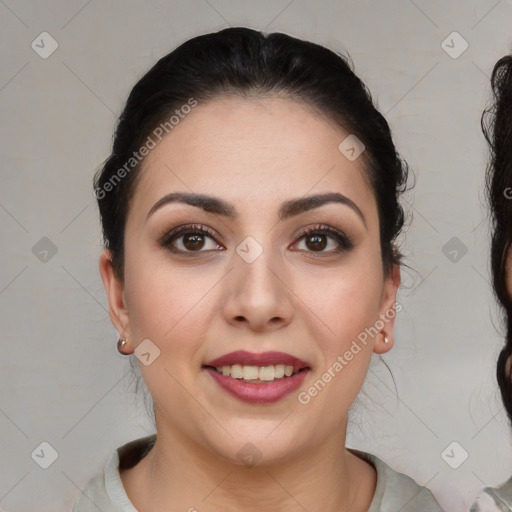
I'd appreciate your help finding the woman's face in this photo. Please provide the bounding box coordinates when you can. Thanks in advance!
[506,248,512,299]
[101,96,399,465]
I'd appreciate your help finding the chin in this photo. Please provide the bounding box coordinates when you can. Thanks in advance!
[199,422,314,469]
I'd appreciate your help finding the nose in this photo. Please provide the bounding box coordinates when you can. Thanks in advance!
[222,248,294,332]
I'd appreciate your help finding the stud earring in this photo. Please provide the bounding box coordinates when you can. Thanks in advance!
[384,335,390,344]
[117,338,129,355]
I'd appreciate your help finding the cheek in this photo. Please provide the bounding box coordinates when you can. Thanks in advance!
[122,247,220,367]
[123,242,195,338]
[122,255,211,405]
[297,255,384,352]
[295,260,383,416]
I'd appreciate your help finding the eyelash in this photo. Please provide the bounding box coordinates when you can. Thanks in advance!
[158,223,354,257]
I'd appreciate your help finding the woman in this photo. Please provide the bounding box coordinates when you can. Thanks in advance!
[73,27,444,511]
[471,54,512,512]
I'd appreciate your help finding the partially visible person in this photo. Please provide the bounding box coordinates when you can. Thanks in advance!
[471,54,512,512]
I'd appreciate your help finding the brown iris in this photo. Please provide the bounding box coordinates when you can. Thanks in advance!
[183,234,206,251]
[305,234,327,251]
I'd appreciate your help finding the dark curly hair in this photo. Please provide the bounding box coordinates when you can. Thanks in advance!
[94,27,409,281]
[482,54,512,424]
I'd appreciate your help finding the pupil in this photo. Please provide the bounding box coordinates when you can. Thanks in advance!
[307,234,326,251]
[184,234,204,250]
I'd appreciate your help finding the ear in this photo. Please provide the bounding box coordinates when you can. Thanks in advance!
[373,263,400,355]
[99,250,132,345]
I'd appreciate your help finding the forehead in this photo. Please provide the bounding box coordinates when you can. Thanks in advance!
[131,96,376,221]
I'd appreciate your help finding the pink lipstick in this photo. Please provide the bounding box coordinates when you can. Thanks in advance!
[203,350,310,404]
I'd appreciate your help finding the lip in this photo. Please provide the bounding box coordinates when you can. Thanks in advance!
[204,350,310,370]
[203,350,311,404]
[204,367,309,404]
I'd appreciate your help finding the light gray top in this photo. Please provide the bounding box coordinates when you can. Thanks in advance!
[471,477,512,512]
[72,435,445,512]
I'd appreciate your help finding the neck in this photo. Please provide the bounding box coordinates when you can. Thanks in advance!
[121,421,376,512]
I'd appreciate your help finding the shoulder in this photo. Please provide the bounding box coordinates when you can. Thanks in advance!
[72,435,157,512]
[72,468,115,512]
[470,477,512,512]
[349,449,445,512]
[470,491,505,512]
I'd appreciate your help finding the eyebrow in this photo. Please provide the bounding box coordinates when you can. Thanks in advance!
[146,191,367,227]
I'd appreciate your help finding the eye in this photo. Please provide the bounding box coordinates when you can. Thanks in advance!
[292,224,354,255]
[158,222,354,256]
[159,224,224,254]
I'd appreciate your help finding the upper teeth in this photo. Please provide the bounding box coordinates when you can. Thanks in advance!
[215,364,296,381]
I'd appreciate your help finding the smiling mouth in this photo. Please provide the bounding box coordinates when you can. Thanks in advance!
[203,364,308,383]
